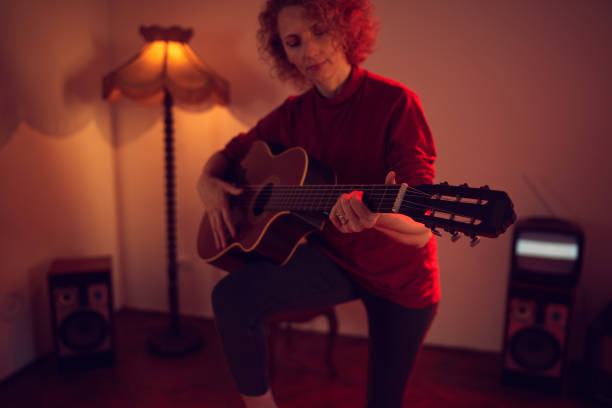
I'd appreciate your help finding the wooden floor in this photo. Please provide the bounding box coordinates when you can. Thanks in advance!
[0,309,600,408]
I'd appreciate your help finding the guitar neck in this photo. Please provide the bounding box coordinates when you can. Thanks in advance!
[240,180,515,240]
[255,184,406,214]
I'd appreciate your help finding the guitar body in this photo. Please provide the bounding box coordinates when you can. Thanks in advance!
[197,141,335,271]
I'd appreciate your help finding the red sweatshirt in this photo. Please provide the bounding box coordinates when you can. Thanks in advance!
[222,66,439,308]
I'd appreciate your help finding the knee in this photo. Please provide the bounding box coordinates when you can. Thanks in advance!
[212,273,265,330]
[211,275,236,320]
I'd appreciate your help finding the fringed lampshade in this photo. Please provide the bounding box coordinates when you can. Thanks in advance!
[103,25,229,106]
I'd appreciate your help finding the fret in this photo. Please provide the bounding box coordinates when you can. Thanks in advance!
[281,186,289,211]
[364,185,377,211]
[292,187,300,211]
[376,184,386,213]
[319,186,325,211]
[270,187,280,212]
[289,185,298,211]
[324,186,335,213]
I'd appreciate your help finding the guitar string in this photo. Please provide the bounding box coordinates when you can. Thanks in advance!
[222,183,491,219]
[221,189,490,232]
[234,193,436,204]
[235,193,431,208]
[215,169,499,230]
[231,186,433,202]
[231,185,480,205]
[232,196,485,228]
[233,188,477,210]
[231,192,484,218]
[233,184,432,197]
[228,197,478,218]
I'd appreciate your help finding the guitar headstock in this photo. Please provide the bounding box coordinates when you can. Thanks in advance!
[401,182,516,246]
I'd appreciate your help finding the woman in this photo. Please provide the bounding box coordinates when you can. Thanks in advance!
[197,1,439,407]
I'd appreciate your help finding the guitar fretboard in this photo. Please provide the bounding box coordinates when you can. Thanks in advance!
[244,184,407,214]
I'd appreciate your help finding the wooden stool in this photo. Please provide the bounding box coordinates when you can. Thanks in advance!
[266,307,338,378]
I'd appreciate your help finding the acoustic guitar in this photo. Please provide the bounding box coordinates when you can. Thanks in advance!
[197,141,516,271]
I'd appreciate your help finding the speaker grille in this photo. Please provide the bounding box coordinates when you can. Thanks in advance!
[59,310,109,352]
[510,327,561,371]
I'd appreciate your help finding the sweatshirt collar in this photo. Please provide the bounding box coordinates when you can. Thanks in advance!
[314,65,366,106]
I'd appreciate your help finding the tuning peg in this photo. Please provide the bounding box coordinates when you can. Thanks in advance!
[460,183,468,187]
[469,236,481,247]
[441,181,449,186]
[480,185,490,189]
[431,228,442,237]
[450,231,461,242]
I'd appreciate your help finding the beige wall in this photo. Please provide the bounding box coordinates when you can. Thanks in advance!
[1,0,611,382]
[372,0,612,354]
[0,0,119,381]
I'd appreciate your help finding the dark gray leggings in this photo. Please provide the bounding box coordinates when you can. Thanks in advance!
[211,243,437,408]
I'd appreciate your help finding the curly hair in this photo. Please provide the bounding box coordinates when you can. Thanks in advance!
[257,0,379,86]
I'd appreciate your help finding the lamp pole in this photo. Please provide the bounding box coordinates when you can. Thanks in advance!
[147,88,204,356]
[163,89,179,334]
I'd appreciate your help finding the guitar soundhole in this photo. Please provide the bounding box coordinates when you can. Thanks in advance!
[253,183,274,216]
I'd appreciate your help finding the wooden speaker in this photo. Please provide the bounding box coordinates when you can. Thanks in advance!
[48,256,115,369]
[584,301,612,405]
[501,283,575,393]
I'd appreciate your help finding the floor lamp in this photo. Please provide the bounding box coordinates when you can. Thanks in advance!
[103,25,229,356]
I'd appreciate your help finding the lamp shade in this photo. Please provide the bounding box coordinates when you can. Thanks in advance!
[102,25,229,106]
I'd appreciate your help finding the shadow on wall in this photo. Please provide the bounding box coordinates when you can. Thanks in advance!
[0,0,290,152]
[0,1,112,150]
[108,27,286,148]
[205,29,292,128]
[0,3,20,150]
[0,59,20,150]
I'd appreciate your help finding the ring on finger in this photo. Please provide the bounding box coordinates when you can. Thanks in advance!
[336,211,348,225]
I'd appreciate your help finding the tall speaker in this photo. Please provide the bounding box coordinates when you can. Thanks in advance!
[49,256,115,369]
[584,301,612,405]
[501,217,584,393]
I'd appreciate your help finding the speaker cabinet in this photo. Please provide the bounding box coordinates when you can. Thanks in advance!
[49,256,115,369]
[502,217,583,393]
[584,302,612,405]
[501,283,575,393]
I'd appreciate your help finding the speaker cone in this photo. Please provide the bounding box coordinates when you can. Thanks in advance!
[510,327,561,371]
[59,310,108,352]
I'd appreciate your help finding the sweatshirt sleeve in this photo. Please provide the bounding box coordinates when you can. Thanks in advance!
[385,90,437,186]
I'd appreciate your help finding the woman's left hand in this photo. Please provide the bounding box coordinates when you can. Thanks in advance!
[330,171,396,233]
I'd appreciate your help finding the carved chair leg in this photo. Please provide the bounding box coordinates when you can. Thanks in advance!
[325,309,338,377]
[267,323,278,380]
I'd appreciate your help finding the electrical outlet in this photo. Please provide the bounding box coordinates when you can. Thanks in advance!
[0,290,27,323]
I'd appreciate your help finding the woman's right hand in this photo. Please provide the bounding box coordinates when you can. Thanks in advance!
[197,173,243,250]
